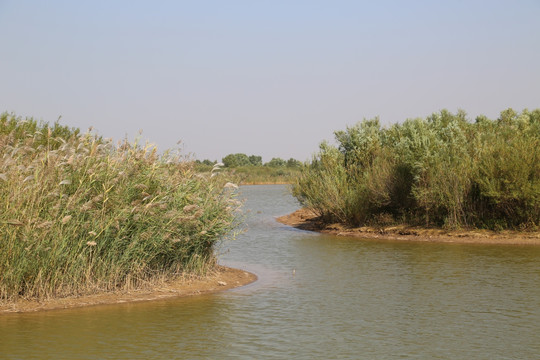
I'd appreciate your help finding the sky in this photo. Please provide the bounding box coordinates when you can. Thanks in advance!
[1,1,539,162]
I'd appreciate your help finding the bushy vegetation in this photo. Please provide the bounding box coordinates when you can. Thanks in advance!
[293,109,540,230]
[222,165,301,184]
[0,113,240,301]
[222,153,263,167]
[195,153,302,184]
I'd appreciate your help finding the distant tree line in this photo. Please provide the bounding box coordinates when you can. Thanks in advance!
[196,153,302,168]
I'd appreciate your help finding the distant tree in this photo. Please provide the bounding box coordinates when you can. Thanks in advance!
[202,159,216,166]
[286,158,302,168]
[249,155,263,166]
[266,157,286,167]
[222,153,251,167]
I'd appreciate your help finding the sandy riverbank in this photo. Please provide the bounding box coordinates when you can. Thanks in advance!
[277,208,540,245]
[0,266,256,314]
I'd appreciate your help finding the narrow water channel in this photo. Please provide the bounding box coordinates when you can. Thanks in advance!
[1,185,540,359]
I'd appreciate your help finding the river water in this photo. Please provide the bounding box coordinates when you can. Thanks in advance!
[1,185,540,359]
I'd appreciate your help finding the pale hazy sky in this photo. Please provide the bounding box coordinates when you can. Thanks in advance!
[1,1,539,162]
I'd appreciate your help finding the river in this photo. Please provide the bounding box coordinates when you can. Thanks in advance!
[1,185,540,359]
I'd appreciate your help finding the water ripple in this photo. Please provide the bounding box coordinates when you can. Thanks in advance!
[2,185,540,359]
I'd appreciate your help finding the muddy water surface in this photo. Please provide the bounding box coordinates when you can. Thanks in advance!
[2,185,540,359]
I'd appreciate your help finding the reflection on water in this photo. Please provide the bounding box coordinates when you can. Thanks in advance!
[1,185,540,359]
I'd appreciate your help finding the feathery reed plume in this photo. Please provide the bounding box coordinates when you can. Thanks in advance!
[0,112,241,302]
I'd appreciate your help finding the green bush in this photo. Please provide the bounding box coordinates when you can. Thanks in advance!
[222,153,251,167]
[293,109,540,230]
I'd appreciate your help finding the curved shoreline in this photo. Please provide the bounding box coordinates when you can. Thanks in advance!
[0,266,257,314]
[277,208,540,245]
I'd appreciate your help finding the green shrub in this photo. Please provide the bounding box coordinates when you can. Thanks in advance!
[293,109,540,230]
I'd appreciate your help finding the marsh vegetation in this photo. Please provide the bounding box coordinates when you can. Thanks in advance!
[293,109,540,230]
[0,113,240,302]
[195,153,302,184]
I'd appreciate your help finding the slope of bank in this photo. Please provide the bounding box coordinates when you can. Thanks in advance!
[0,266,256,314]
[277,208,540,245]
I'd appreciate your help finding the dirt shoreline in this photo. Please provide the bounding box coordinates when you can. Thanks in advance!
[277,208,540,245]
[0,266,257,314]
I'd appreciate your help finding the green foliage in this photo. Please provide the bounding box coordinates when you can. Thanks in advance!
[196,165,300,184]
[293,142,352,223]
[201,159,216,166]
[214,153,302,183]
[293,109,540,230]
[249,155,263,166]
[222,153,251,167]
[194,159,217,172]
[286,158,302,168]
[0,113,240,301]
[1,112,82,148]
[230,165,300,184]
[266,157,286,167]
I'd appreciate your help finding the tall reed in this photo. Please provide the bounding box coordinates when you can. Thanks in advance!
[293,109,540,230]
[0,113,240,301]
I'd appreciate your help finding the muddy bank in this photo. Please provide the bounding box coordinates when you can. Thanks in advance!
[1,266,256,314]
[277,208,540,245]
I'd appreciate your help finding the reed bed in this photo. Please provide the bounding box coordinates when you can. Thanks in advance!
[0,113,240,302]
[293,109,540,230]
[201,166,300,185]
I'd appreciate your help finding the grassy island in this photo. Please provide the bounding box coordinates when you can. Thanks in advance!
[0,113,241,304]
[292,109,540,232]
